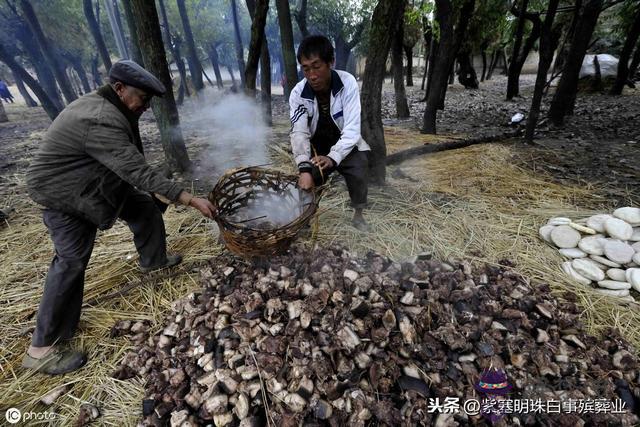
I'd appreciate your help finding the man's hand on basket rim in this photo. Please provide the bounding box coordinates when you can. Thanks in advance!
[311,155,335,171]
[178,191,217,218]
[298,172,314,191]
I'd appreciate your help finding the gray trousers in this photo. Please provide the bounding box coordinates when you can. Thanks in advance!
[311,148,369,210]
[32,191,167,347]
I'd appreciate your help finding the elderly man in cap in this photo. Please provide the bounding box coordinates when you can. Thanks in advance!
[23,60,216,375]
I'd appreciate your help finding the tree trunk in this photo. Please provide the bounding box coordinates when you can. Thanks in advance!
[422,0,475,134]
[361,0,406,184]
[104,0,128,58]
[486,50,498,80]
[335,35,352,71]
[121,0,144,64]
[480,49,487,81]
[0,43,60,119]
[404,45,413,86]
[84,0,112,72]
[420,20,432,91]
[177,0,204,92]
[174,36,191,100]
[448,61,455,85]
[128,0,191,172]
[69,56,92,94]
[457,51,478,89]
[610,7,640,94]
[501,49,509,74]
[507,3,542,99]
[629,43,640,80]
[230,0,247,87]
[392,9,410,119]
[13,69,38,107]
[91,55,103,87]
[246,0,272,124]
[157,0,190,101]
[293,0,309,38]
[548,0,602,125]
[0,98,8,122]
[244,0,269,93]
[275,0,298,99]
[227,64,237,87]
[386,131,517,165]
[525,0,561,142]
[209,44,224,88]
[16,24,63,109]
[423,31,437,96]
[591,55,603,92]
[20,0,77,104]
[260,40,272,125]
[507,0,529,100]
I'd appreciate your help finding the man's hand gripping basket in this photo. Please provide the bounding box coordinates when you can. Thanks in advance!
[209,166,320,257]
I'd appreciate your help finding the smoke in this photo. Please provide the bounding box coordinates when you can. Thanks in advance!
[180,91,271,182]
[229,185,314,229]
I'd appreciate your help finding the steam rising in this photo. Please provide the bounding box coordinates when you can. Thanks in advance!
[229,185,313,229]
[181,92,271,181]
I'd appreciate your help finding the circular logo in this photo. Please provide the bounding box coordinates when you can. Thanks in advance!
[5,407,21,424]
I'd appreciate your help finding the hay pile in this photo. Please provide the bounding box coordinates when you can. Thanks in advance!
[0,121,638,425]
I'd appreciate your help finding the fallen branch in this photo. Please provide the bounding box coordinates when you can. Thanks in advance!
[385,131,520,165]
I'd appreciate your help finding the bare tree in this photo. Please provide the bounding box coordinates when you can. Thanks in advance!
[19,0,77,104]
[12,69,38,107]
[275,0,298,98]
[361,0,406,184]
[525,0,561,141]
[83,0,112,72]
[421,0,476,134]
[176,0,204,92]
[0,43,61,119]
[293,0,309,37]
[610,6,640,94]
[230,0,247,86]
[127,0,191,172]
[246,0,272,124]
[392,7,410,118]
[158,0,190,103]
[548,0,603,125]
[506,0,542,100]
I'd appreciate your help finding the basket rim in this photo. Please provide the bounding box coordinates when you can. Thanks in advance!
[209,166,320,232]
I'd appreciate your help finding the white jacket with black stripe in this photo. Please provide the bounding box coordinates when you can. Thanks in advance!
[289,69,370,168]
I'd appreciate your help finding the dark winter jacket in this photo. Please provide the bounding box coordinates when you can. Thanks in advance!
[27,90,183,229]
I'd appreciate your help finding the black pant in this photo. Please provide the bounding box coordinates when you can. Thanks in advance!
[32,190,167,347]
[311,149,369,210]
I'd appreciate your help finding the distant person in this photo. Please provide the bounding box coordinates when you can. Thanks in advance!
[289,35,371,231]
[23,60,216,375]
[0,79,14,103]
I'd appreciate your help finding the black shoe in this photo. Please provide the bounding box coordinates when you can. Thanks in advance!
[22,347,87,375]
[351,217,371,232]
[139,254,183,273]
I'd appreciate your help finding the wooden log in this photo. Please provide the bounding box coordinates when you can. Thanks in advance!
[385,131,519,166]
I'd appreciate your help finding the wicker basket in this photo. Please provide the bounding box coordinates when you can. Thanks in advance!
[209,166,320,257]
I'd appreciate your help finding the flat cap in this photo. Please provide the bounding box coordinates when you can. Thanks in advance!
[109,60,166,96]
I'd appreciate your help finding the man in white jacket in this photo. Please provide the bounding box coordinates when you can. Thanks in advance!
[289,35,371,230]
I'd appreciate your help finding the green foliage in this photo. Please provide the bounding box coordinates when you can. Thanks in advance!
[592,0,639,52]
[31,0,91,59]
[307,0,376,45]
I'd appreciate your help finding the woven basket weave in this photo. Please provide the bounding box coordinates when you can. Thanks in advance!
[209,166,320,257]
